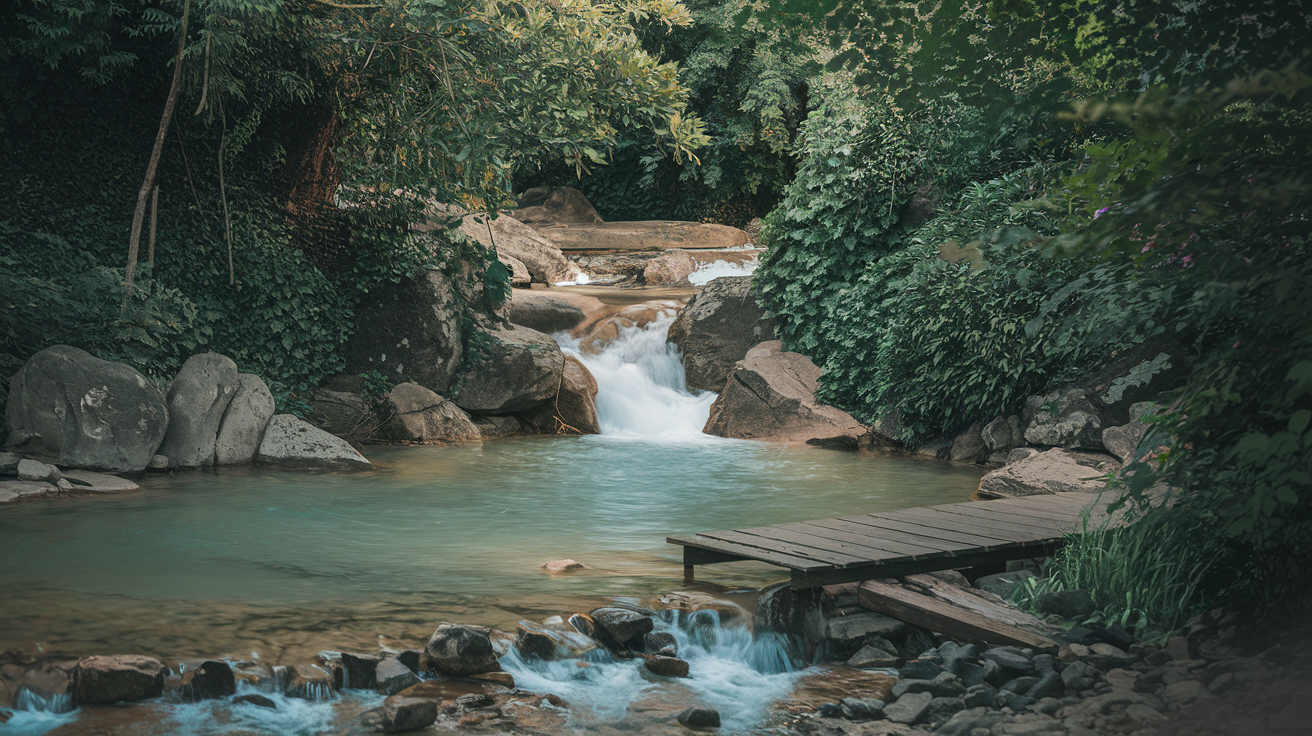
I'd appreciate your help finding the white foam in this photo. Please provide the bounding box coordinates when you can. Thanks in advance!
[689,258,758,286]
[553,272,592,287]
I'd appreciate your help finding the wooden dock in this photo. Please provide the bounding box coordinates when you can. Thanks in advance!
[667,493,1109,589]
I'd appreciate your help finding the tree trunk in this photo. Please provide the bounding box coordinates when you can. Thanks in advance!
[123,0,190,311]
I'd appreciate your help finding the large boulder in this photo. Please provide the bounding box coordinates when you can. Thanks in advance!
[508,290,610,335]
[642,251,697,286]
[73,655,167,704]
[1082,343,1188,426]
[703,341,866,446]
[4,345,168,472]
[533,221,752,252]
[158,353,240,467]
[667,276,775,392]
[343,270,463,395]
[1101,401,1160,464]
[257,414,371,468]
[976,448,1119,499]
[382,383,480,443]
[511,186,603,225]
[458,211,583,285]
[981,415,1022,452]
[215,374,276,465]
[521,355,600,435]
[450,325,565,414]
[949,422,987,463]
[426,624,501,677]
[501,253,531,287]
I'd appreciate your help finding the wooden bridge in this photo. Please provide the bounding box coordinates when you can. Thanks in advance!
[668,493,1110,589]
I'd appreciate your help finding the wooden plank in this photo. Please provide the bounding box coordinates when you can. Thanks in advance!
[903,574,1050,630]
[909,505,1069,536]
[858,579,1058,650]
[777,521,946,557]
[730,525,909,561]
[666,535,826,570]
[890,508,1060,543]
[964,501,1085,523]
[790,543,1063,589]
[836,514,1022,549]
[697,530,870,566]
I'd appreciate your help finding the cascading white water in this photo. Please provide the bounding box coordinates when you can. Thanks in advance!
[559,311,719,440]
[500,609,805,731]
[0,689,78,735]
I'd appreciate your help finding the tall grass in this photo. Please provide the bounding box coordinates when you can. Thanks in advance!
[1014,507,1230,642]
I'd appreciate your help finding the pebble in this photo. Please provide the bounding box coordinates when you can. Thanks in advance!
[677,706,721,730]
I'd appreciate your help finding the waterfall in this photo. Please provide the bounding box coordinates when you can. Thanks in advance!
[0,689,78,735]
[560,312,718,440]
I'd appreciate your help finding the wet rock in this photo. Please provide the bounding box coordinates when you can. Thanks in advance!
[643,656,690,678]
[642,250,697,285]
[667,276,775,392]
[456,692,495,709]
[375,658,420,695]
[645,632,678,656]
[704,341,866,446]
[57,469,138,493]
[926,696,965,723]
[474,415,521,439]
[215,374,275,464]
[839,696,884,720]
[5,345,168,472]
[577,301,681,353]
[73,654,167,704]
[848,644,900,669]
[884,691,932,725]
[1001,675,1040,694]
[677,706,721,730]
[542,559,585,572]
[286,664,335,699]
[590,607,654,651]
[174,659,235,701]
[1035,590,1095,619]
[426,624,501,677]
[520,355,600,435]
[451,324,565,414]
[511,186,603,226]
[976,448,1110,499]
[983,648,1033,673]
[234,693,277,709]
[340,653,381,690]
[509,290,608,334]
[982,415,1023,452]
[949,422,987,463]
[899,660,945,680]
[381,694,438,732]
[962,685,997,709]
[0,480,55,502]
[892,672,966,699]
[257,414,371,468]
[343,268,464,394]
[535,220,751,253]
[515,620,597,660]
[998,690,1033,710]
[382,382,480,443]
[973,570,1035,600]
[158,352,240,467]
[16,459,56,482]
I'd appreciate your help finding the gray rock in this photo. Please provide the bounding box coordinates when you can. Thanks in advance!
[677,706,721,729]
[1027,670,1065,700]
[644,632,678,656]
[642,250,697,286]
[974,570,1036,600]
[458,208,584,285]
[936,707,1000,736]
[590,607,654,650]
[926,696,966,723]
[1061,661,1097,690]
[1022,388,1104,450]
[703,341,865,447]
[474,415,521,439]
[1101,406,1156,464]
[848,644,900,669]
[1035,590,1096,619]
[892,671,965,699]
[883,691,932,725]
[949,422,987,462]
[982,415,1023,451]
[839,697,884,720]
[451,324,565,413]
[899,660,946,680]
[512,185,603,226]
[1001,675,1040,694]
[643,656,690,678]
[16,458,57,482]
[343,268,464,394]
[374,658,419,695]
[340,652,381,690]
[5,345,168,472]
[976,448,1112,498]
[307,389,376,440]
[382,382,480,443]
[667,276,776,392]
[148,454,169,470]
[257,414,371,468]
[962,685,997,709]
[0,451,20,472]
[508,290,608,334]
[824,611,909,658]
[215,374,275,465]
[73,654,168,704]
[1083,346,1186,425]
[984,648,1033,673]
[425,624,501,676]
[59,469,138,492]
[381,695,438,733]
[158,353,240,467]
[998,691,1033,710]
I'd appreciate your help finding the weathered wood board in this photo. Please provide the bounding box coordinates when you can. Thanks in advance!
[857,579,1058,650]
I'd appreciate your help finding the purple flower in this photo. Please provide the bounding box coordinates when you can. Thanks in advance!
[1094,207,1110,219]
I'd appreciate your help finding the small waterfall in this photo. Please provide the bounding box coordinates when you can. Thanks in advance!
[561,312,718,440]
[499,608,805,731]
[0,688,78,735]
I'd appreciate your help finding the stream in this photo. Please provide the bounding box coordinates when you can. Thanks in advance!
[0,309,985,734]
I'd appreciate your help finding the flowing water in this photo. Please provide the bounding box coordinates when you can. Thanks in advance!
[0,311,984,733]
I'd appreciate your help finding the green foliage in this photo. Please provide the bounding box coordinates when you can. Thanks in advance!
[1012,510,1230,641]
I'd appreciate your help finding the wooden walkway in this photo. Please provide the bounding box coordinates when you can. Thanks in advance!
[667,493,1110,589]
